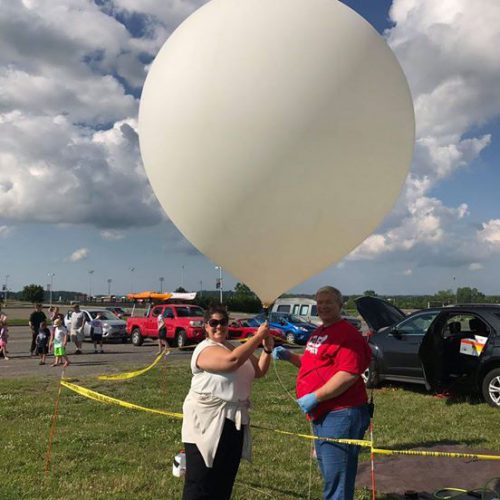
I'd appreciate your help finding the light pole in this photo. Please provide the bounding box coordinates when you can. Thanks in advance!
[107,278,112,297]
[48,273,55,306]
[159,276,164,293]
[129,267,135,293]
[4,274,9,306]
[88,270,94,300]
[199,280,203,297]
[181,265,185,289]
[215,266,223,304]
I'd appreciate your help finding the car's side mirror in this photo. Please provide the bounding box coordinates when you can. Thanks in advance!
[391,329,402,338]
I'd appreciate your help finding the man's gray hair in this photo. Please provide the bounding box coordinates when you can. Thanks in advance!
[316,286,343,304]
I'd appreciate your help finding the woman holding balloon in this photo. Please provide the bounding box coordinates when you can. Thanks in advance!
[181,304,274,500]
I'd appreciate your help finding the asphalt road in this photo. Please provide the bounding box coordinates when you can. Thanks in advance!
[0,325,194,379]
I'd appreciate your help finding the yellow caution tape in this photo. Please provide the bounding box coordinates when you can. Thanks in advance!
[60,381,500,462]
[372,447,500,461]
[60,381,372,448]
[251,424,372,447]
[97,350,169,381]
[61,380,183,419]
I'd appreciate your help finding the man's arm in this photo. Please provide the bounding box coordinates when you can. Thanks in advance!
[314,371,359,402]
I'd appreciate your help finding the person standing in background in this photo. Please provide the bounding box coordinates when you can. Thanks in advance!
[0,315,9,360]
[29,304,47,357]
[69,304,86,354]
[36,321,50,365]
[157,309,168,354]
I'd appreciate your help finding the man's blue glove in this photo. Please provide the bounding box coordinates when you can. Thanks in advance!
[272,346,291,361]
[296,393,319,414]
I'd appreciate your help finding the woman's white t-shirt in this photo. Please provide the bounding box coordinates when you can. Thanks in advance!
[189,339,255,401]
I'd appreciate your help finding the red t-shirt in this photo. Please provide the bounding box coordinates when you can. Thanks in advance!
[296,320,371,420]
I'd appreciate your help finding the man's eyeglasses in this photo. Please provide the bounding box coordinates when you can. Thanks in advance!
[207,318,229,328]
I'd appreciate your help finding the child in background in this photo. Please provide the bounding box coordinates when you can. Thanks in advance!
[50,318,70,368]
[90,312,105,354]
[0,315,9,360]
[36,321,50,365]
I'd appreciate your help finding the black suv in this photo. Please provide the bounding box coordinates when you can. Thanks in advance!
[355,297,500,407]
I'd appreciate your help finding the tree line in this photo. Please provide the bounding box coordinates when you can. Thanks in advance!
[6,283,500,314]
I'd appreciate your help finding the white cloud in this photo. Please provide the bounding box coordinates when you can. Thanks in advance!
[469,263,483,271]
[478,220,500,245]
[68,248,89,262]
[0,225,12,238]
[403,268,413,276]
[347,0,500,270]
[0,0,165,230]
[100,230,126,241]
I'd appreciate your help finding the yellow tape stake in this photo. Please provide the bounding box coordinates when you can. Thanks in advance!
[97,349,169,381]
[61,380,183,419]
[372,448,500,461]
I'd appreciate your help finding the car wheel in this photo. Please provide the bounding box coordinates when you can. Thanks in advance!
[286,332,295,344]
[131,328,143,347]
[362,360,379,389]
[176,329,187,348]
[481,368,500,408]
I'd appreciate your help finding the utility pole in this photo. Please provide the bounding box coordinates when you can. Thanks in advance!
[88,270,94,300]
[215,266,223,304]
[4,274,9,306]
[48,273,55,306]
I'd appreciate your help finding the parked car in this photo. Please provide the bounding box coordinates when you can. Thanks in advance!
[228,318,286,344]
[272,297,362,330]
[355,296,500,407]
[64,308,128,342]
[126,303,205,348]
[253,312,316,345]
[105,306,129,319]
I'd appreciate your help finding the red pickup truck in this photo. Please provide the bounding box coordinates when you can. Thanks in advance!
[127,303,205,348]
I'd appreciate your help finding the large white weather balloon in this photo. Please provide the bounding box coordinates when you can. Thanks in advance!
[139,0,414,305]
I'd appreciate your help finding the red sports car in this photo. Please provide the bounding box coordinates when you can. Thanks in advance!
[228,318,285,345]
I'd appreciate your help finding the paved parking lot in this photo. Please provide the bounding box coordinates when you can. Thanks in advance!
[0,325,194,378]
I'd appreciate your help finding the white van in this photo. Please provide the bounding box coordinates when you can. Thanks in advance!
[271,297,361,330]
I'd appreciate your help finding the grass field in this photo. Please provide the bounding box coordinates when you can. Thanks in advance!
[2,357,500,500]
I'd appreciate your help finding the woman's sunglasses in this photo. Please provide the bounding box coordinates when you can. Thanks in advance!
[207,318,229,328]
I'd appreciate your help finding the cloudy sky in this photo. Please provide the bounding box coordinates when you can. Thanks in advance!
[1,0,500,297]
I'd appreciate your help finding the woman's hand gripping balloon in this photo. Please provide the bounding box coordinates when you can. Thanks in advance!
[261,322,274,353]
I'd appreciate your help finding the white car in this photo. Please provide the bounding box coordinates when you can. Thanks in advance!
[64,308,127,342]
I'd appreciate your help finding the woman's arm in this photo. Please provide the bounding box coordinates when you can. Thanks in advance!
[197,323,270,373]
[250,334,275,378]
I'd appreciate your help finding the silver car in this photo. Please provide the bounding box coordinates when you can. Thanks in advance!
[64,308,127,342]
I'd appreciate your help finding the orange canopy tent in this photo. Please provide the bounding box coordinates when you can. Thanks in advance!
[126,291,196,301]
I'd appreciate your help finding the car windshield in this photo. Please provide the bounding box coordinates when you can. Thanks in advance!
[176,306,204,317]
[274,313,307,324]
[289,315,309,324]
[89,311,119,320]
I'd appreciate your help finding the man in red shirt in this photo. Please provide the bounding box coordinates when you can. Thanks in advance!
[273,286,371,500]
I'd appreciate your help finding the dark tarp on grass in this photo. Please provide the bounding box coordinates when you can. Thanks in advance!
[356,444,500,499]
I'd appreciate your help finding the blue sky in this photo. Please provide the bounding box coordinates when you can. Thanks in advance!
[1,0,500,298]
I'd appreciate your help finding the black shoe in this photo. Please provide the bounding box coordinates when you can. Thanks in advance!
[75,349,82,355]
